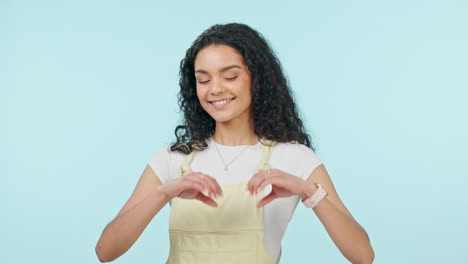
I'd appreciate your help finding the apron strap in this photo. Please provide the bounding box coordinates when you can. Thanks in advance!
[180,149,197,176]
[257,137,277,172]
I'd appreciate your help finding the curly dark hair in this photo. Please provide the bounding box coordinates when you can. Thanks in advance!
[170,22,315,154]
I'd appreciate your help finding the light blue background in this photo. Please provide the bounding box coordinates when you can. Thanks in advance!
[4,0,468,263]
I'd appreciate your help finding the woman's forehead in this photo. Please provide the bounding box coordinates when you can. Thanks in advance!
[194,45,246,73]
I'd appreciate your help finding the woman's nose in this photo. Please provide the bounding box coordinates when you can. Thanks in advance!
[209,78,225,95]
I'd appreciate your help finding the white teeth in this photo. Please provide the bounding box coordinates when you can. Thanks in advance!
[212,98,233,105]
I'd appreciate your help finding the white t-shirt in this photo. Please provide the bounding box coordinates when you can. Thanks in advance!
[148,137,322,263]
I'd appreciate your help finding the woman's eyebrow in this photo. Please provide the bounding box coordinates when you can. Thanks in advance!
[195,65,241,74]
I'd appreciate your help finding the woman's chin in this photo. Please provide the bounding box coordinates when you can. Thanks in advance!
[213,117,232,124]
[210,114,235,124]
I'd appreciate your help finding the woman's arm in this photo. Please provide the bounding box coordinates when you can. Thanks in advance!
[95,165,223,262]
[95,165,171,262]
[303,164,374,264]
[248,164,374,263]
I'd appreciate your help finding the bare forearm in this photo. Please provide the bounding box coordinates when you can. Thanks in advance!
[312,198,374,263]
[95,187,171,262]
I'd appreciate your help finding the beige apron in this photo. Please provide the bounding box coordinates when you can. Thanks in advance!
[166,138,281,264]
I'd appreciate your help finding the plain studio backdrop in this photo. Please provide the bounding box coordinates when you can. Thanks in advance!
[3,0,467,263]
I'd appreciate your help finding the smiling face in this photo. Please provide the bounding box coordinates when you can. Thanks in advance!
[194,44,253,125]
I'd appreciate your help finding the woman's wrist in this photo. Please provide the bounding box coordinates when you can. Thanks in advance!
[155,183,175,201]
[299,181,319,200]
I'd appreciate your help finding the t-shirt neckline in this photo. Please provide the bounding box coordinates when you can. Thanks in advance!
[209,136,262,149]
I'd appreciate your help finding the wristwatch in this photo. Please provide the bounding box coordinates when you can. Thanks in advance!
[302,183,328,208]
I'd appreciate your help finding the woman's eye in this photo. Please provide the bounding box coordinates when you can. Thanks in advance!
[198,76,237,84]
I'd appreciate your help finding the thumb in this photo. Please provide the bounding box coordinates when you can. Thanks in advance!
[257,192,277,208]
[195,192,218,207]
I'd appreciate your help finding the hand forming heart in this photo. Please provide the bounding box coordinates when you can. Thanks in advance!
[247,168,316,208]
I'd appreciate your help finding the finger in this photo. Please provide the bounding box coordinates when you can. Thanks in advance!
[180,179,218,207]
[255,176,276,194]
[250,170,270,195]
[199,173,223,198]
[247,170,263,194]
[186,173,217,198]
[257,192,278,208]
[181,179,210,197]
[192,172,215,196]
[195,192,218,207]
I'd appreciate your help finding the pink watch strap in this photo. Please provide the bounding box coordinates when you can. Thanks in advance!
[302,183,328,208]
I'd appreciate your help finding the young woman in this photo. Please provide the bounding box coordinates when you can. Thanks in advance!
[95,23,374,264]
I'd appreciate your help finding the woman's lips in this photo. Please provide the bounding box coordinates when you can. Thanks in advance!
[209,98,235,110]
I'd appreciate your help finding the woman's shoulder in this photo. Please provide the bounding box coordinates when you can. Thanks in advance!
[271,141,322,166]
[150,143,189,163]
[271,141,322,179]
[148,143,192,183]
[164,144,192,157]
[273,141,318,156]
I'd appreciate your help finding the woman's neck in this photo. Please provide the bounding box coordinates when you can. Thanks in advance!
[212,119,259,146]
